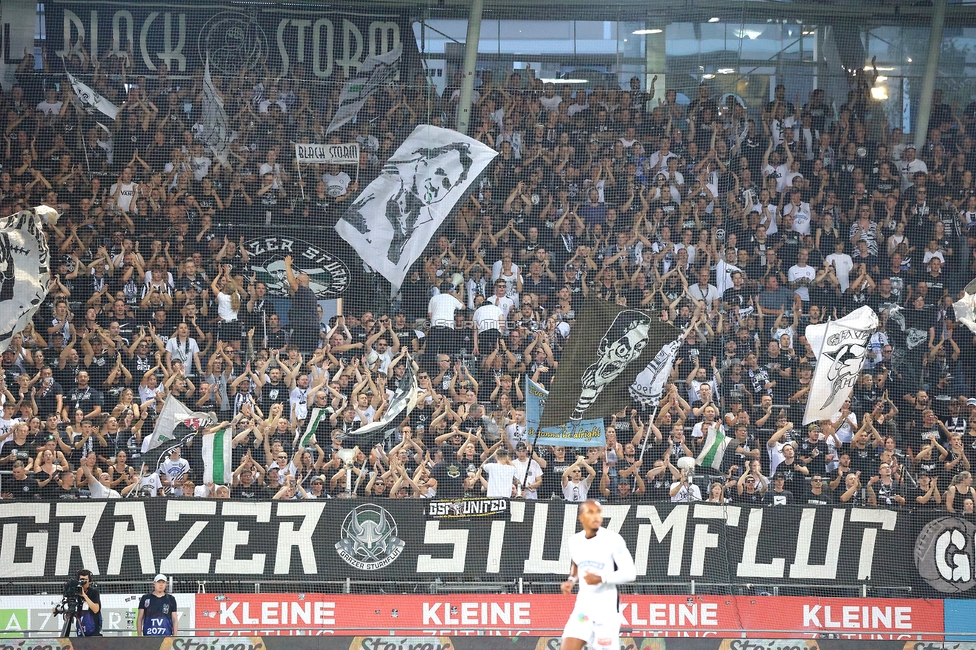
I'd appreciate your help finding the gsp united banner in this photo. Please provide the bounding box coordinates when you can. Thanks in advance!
[46,3,419,79]
[0,501,966,599]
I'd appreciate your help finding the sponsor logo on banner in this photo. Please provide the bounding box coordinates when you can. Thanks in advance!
[914,516,976,593]
[184,594,943,639]
[335,504,405,570]
[426,498,508,519]
[0,594,194,637]
[243,236,351,299]
[350,638,454,650]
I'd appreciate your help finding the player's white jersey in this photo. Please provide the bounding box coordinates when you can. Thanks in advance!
[568,526,636,615]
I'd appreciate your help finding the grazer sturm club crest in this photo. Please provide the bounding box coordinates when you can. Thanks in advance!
[243,236,351,299]
[197,12,269,77]
[335,504,405,570]
[820,327,871,409]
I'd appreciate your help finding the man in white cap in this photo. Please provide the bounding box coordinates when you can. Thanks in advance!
[136,574,178,636]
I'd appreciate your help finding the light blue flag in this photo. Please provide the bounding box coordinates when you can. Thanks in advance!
[525,378,605,447]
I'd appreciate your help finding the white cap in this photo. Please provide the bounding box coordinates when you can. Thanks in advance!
[153,574,168,583]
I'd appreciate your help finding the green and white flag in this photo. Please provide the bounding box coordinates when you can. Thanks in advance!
[296,406,331,448]
[327,44,401,134]
[203,427,233,484]
[696,423,731,471]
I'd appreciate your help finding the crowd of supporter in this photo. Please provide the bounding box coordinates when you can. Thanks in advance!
[1,48,976,513]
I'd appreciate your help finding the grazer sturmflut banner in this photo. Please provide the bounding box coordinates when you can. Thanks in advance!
[46,3,419,79]
[0,500,968,598]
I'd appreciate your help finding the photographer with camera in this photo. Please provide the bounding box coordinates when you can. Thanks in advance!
[53,569,101,636]
[136,574,178,636]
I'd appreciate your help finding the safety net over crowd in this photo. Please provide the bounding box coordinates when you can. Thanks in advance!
[1,0,976,601]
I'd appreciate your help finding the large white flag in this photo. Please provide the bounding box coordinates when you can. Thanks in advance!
[0,206,58,353]
[327,45,402,134]
[335,124,497,293]
[953,277,976,334]
[803,306,879,424]
[630,337,682,408]
[201,57,229,166]
[66,71,118,124]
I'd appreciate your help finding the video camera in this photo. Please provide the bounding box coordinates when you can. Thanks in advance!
[55,576,94,616]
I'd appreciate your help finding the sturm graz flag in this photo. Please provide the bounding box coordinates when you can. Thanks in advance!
[540,296,680,428]
[335,125,497,294]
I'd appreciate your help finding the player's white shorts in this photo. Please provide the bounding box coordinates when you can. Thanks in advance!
[562,610,621,649]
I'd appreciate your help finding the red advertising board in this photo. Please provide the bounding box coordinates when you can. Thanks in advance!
[194,594,945,639]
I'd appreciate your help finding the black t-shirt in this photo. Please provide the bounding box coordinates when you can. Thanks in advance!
[77,587,102,635]
[138,593,178,636]
[431,460,466,499]
[798,438,829,476]
[6,475,38,499]
[764,489,794,505]
[231,483,265,499]
[802,487,835,505]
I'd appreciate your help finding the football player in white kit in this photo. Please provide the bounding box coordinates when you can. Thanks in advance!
[560,499,637,650]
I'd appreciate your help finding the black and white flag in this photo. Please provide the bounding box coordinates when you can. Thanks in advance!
[0,206,58,353]
[201,56,230,166]
[630,337,682,408]
[327,44,402,134]
[335,124,497,293]
[67,71,118,130]
[340,361,418,446]
[804,306,879,424]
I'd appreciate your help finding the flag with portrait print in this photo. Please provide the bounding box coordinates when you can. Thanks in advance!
[540,295,681,427]
[0,206,58,353]
[335,124,497,294]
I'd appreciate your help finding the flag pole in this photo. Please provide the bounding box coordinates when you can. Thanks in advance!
[297,160,306,200]
[638,404,661,462]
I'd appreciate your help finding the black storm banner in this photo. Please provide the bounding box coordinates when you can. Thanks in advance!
[0,501,968,598]
[45,2,419,79]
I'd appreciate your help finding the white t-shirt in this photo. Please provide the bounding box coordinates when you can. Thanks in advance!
[670,481,702,502]
[109,181,138,212]
[783,201,812,235]
[135,473,163,497]
[562,476,592,502]
[788,264,816,301]
[484,461,517,498]
[567,527,636,616]
[323,171,351,197]
[825,253,854,292]
[539,95,562,113]
[165,337,200,366]
[512,458,542,499]
[37,100,64,115]
[428,293,463,328]
[161,457,191,483]
[473,303,504,333]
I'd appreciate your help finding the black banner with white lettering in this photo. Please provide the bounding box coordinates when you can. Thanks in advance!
[45,3,419,80]
[0,500,965,598]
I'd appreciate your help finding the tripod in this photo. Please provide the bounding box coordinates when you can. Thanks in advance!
[56,597,83,637]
